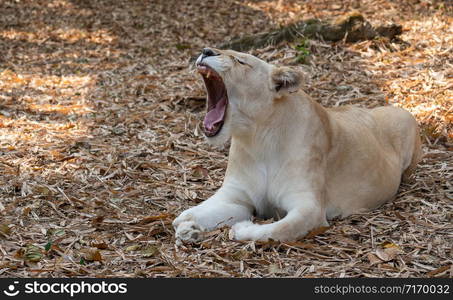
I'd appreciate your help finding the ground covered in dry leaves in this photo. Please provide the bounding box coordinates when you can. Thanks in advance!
[0,0,451,278]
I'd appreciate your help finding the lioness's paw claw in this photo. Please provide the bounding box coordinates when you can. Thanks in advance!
[175,221,204,244]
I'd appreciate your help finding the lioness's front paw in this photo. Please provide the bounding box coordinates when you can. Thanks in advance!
[230,220,263,241]
[174,221,204,244]
[172,208,199,229]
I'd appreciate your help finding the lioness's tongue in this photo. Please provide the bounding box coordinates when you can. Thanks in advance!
[203,96,227,131]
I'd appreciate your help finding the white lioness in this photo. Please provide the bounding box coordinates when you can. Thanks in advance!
[173,48,422,243]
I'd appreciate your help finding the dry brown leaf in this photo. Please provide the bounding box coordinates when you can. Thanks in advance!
[375,246,401,262]
[91,242,109,250]
[125,244,141,252]
[268,264,285,274]
[141,246,159,257]
[139,214,173,224]
[426,265,452,277]
[381,242,402,250]
[49,244,65,253]
[367,252,382,265]
[284,242,316,249]
[81,248,103,262]
[230,249,251,260]
[0,224,11,236]
[22,207,31,216]
[305,226,330,238]
[91,216,105,225]
[191,166,208,179]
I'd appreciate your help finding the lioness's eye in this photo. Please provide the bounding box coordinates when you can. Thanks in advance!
[232,56,252,68]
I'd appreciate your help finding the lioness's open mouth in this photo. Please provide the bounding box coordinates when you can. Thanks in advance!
[197,64,228,137]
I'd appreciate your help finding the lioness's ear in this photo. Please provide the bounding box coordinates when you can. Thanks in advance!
[271,67,302,93]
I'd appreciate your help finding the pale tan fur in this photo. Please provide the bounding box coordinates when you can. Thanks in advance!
[173,49,422,243]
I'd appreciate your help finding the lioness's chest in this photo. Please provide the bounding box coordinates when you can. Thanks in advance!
[248,163,299,220]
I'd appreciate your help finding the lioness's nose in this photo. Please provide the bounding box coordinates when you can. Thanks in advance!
[201,48,218,58]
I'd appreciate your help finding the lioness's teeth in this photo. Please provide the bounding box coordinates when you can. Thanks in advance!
[206,71,211,78]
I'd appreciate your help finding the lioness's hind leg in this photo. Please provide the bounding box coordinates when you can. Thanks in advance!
[372,107,422,182]
[402,126,423,182]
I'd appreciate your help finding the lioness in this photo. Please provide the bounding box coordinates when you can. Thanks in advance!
[173,48,422,243]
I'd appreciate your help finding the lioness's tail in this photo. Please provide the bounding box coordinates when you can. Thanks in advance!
[402,126,423,182]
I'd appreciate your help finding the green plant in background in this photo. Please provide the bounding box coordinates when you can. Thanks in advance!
[295,38,311,64]
[175,43,191,51]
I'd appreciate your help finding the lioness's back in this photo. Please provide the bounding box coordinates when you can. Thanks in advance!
[328,106,419,171]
